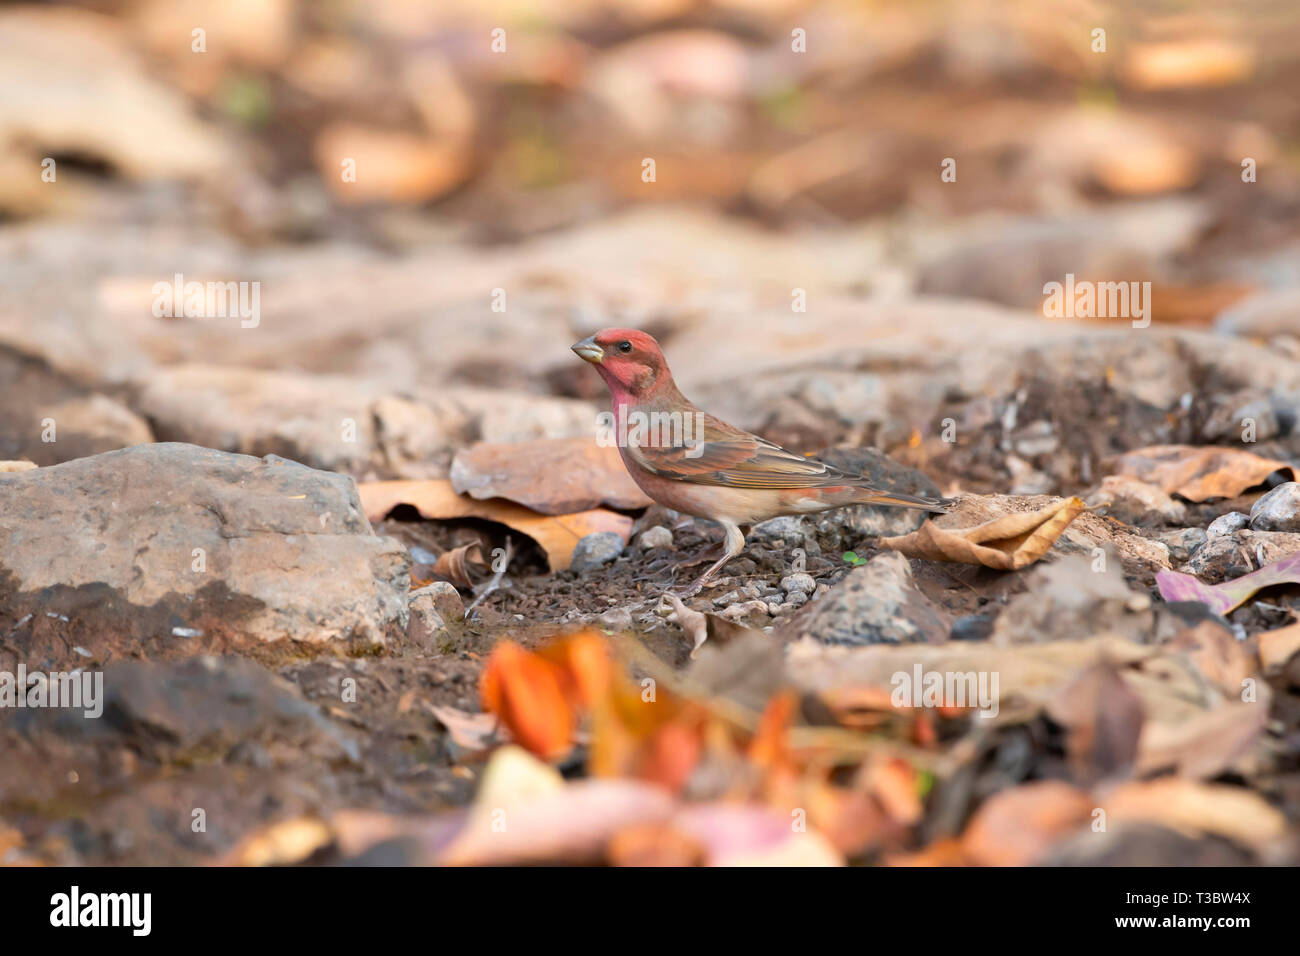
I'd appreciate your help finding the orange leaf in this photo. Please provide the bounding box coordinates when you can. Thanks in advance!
[480,642,575,760]
[357,479,631,571]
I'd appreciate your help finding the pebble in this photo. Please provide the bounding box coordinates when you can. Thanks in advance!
[1250,482,1300,532]
[410,580,465,622]
[1206,512,1249,537]
[570,532,625,573]
[720,600,771,627]
[637,525,674,550]
[779,572,816,595]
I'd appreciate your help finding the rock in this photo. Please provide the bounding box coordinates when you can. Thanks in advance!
[991,553,1153,645]
[411,581,465,622]
[637,526,674,550]
[749,515,813,548]
[950,614,995,641]
[0,443,409,662]
[1201,390,1280,443]
[780,552,946,645]
[1250,482,1300,532]
[0,345,153,466]
[779,572,816,595]
[1185,529,1300,583]
[1086,475,1186,525]
[596,606,634,632]
[1150,527,1207,563]
[408,593,447,645]
[719,600,771,628]
[1207,512,1250,537]
[13,656,356,764]
[569,532,624,573]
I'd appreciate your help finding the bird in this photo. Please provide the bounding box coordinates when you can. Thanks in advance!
[571,328,949,595]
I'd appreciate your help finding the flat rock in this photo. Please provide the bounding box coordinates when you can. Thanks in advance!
[0,443,409,663]
[1185,529,1300,583]
[991,553,1153,645]
[1086,475,1186,526]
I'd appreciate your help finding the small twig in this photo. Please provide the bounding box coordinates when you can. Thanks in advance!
[465,536,514,619]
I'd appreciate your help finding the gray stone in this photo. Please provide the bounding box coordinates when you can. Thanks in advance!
[780,552,946,645]
[1186,529,1300,583]
[637,526,674,550]
[1250,482,1300,532]
[779,572,817,595]
[1207,512,1250,537]
[596,606,634,632]
[569,532,624,573]
[1150,527,1207,564]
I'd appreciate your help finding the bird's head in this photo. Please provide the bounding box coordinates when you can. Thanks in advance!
[571,328,672,401]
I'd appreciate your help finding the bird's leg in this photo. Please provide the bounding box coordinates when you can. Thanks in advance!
[675,521,745,597]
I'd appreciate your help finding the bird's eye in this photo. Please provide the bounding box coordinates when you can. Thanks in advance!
[617,340,632,353]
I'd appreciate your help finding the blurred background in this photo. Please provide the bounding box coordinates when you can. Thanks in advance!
[2,0,1299,487]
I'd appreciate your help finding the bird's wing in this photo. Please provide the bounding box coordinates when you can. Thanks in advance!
[625,413,851,490]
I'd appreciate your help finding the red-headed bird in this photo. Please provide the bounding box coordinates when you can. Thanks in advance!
[572,328,949,594]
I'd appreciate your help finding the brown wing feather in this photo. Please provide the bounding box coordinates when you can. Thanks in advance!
[626,412,852,490]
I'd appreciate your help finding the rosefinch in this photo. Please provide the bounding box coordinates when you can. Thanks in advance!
[572,328,949,594]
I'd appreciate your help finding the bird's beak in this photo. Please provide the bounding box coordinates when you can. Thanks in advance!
[571,336,603,364]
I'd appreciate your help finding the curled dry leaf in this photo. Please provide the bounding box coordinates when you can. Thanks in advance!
[432,542,484,588]
[357,478,632,571]
[428,704,501,752]
[1157,552,1300,616]
[1259,622,1300,671]
[878,496,1084,570]
[450,437,652,515]
[661,592,758,658]
[1108,445,1294,502]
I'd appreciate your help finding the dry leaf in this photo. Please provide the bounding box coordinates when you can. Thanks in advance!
[1104,779,1286,849]
[432,542,484,588]
[1259,622,1300,671]
[1108,445,1294,502]
[480,642,575,761]
[661,592,758,658]
[961,781,1093,866]
[1046,661,1144,784]
[1158,553,1300,616]
[429,704,500,752]
[878,496,1084,570]
[450,437,651,514]
[357,478,632,571]
[1123,39,1255,91]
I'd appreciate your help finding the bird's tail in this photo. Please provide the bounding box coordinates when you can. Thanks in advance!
[852,487,953,512]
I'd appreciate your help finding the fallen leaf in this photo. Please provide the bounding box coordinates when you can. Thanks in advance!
[432,542,484,588]
[450,437,651,514]
[1104,779,1286,850]
[661,592,758,658]
[1123,39,1255,91]
[878,496,1084,570]
[357,478,632,571]
[429,704,501,752]
[1046,661,1144,784]
[1157,552,1300,616]
[480,643,575,761]
[1108,445,1294,502]
[440,747,676,866]
[1259,622,1300,670]
[961,781,1093,866]
[314,122,469,204]
[1165,621,1257,698]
